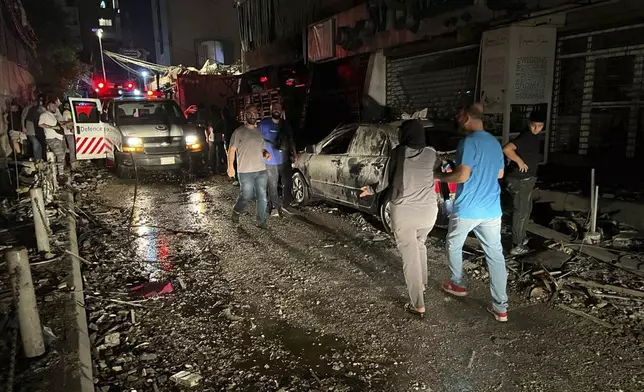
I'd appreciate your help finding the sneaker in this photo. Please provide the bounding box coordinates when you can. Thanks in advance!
[231,211,240,224]
[270,209,280,217]
[487,304,508,322]
[256,222,268,229]
[509,245,530,256]
[441,280,468,297]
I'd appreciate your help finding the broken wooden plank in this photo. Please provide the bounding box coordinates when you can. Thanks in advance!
[565,277,644,298]
[519,248,571,269]
[557,304,615,329]
[526,222,618,263]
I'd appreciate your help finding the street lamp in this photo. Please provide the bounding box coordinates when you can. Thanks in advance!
[96,29,106,81]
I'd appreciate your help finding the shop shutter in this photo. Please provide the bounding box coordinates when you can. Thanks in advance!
[551,24,644,162]
[386,45,479,120]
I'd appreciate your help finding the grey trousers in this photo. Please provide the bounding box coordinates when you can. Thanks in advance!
[46,138,66,175]
[391,202,438,310]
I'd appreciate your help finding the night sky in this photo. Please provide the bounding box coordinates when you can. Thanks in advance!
[120,0,156,63]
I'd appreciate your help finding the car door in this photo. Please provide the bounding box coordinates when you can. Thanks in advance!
[307,126,358,199]
[69,98,111,160]
[346,125,390,210]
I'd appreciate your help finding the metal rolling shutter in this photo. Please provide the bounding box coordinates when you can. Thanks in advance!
[551,24,644,161]
[386,45,479,120]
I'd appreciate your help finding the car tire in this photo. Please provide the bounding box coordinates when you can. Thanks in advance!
[292,172,310,206]
[116,163,132,179]
[379,191,393,234]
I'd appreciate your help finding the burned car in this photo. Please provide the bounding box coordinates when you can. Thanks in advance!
[292,120,460,232]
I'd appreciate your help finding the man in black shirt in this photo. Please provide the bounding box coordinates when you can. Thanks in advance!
[503,111,545,255]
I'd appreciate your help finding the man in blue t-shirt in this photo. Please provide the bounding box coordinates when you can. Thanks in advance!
[258,102,297,216]
[435,104,508,322]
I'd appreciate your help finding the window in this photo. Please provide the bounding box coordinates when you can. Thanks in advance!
[198,40,225,66]
[593,56,635,102]
[349,126,387,156]
[115,100,186,126]
[72,101,100,124]
[100,1,106,8]
[99,18,112,26]
[320,128,357,155]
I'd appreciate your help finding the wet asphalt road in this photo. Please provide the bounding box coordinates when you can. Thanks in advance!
[84,173,643,392]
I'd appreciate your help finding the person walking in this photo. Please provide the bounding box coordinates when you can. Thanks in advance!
[360,120,438,318]
[258,101,297,216]
[435,104,508,322]
[39,101,66,178]
[503,112,545,255]
[227,105,270,229]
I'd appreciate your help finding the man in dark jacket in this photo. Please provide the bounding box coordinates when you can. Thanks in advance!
[502,111,545,255]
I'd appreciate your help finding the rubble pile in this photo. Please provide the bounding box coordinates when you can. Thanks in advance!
[464,215,644,336]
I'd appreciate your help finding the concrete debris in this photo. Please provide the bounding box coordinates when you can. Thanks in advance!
[170,370,202,388]
[104,333,121,347]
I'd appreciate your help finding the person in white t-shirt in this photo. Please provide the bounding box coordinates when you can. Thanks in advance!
[39,101,66,176]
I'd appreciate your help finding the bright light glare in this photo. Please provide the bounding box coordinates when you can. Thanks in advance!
[133,89,141,95]
[185,135,198,144]
[127,137,143,147]
[141,71,148,77]
[96,29,103,38]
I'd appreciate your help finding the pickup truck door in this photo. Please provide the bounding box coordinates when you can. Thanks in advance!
[69,98,111,160]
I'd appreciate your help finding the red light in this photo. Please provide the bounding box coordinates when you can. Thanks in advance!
[98,82,105,89]
[285,80,294,86]
[147,90,154,96]
[127,83,134,89]
[259,76,268,83]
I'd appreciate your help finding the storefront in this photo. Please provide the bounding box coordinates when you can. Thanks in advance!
[385,44,480,121]
[550,23,644,165]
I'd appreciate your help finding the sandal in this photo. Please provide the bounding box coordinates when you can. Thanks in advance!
[404,303,425,319]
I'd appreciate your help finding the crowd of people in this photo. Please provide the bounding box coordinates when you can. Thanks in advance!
[1,96,78,179]
[226,102,545,323]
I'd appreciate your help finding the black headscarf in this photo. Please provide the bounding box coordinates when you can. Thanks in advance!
[391,120,426,200]
[399,119,426,149]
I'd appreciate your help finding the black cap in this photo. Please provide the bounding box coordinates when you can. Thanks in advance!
[529,111,546,123]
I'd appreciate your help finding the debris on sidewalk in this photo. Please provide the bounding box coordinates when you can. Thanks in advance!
[170,370,202,388]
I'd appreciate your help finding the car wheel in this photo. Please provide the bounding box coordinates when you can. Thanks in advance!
[379,192,393,234]
[292,172,310,206]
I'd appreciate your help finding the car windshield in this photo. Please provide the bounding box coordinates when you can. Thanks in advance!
[115,100,186,126]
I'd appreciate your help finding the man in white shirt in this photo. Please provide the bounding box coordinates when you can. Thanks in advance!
[39,101,66,176]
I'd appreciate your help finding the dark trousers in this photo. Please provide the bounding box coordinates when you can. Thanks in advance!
[506,176,537,246]
[266,162,293,210]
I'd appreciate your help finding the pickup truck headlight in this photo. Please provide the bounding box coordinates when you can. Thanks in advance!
[126,137,143,147]
[185,135,198,144]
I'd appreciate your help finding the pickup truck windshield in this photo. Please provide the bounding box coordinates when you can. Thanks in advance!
[115,100,187,126]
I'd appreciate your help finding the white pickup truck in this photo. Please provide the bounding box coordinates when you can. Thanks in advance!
[68,96,205,177]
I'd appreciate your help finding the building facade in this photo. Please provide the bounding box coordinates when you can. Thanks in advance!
[152,0,240,67]
[239,0,644,168]
[0,0,35,105]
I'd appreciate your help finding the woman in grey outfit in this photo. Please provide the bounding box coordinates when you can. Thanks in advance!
[361,120,439,318]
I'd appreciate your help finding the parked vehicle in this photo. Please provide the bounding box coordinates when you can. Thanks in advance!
[68,97,205,178]
[291,120,459,232]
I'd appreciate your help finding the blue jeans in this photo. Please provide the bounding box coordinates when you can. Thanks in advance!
[234,171,268,224]
[446,216,508,313]
[28,135,43,160]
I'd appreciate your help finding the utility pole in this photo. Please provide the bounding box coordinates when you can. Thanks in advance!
[97,29,107,81]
